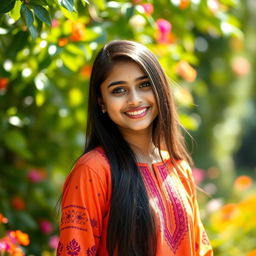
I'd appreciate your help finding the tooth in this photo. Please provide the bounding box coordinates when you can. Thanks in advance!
[127,108,147,116]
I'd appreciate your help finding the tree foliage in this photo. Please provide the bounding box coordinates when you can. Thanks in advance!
[0,0,255,255]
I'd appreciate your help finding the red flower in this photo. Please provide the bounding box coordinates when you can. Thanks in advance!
[0,78,8,90]
[80,65,92,78]
[11,196,25,210]
[70,22,86,42]
[58,38,69,47]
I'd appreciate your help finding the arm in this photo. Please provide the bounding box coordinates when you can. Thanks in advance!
[57,164,107,256]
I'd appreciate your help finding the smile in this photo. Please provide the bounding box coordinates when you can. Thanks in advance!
[124,107,149,119]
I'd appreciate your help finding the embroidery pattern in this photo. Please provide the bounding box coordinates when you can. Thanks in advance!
[90,218,98,228]
[57,241,64,256]
[202,230,210,245]
[61,206,88,226]
[66,239,81,256]
[86,245,97,256]
[139,165,188,253]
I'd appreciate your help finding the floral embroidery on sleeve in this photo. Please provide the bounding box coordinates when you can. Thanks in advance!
[86,245,96,256]
[66,239,81,255]
[61,205,89,232]
[57,241,64,256]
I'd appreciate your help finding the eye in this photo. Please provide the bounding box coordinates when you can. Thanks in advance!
[111,87,126,94]
[139,81,151,88]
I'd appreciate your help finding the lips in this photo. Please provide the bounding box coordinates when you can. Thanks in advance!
[124,107,149,119]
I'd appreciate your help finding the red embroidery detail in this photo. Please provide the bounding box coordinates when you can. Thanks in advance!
[202,230,210,245]
[66,239,81,255]
[61,206,88,226]
[90,218,98,228]
[195,242,199,251]
[139,165,188,253]
[86,245,96,255]
[57,241,64,256]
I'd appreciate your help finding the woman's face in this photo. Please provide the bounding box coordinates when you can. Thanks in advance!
[99,59,158,137]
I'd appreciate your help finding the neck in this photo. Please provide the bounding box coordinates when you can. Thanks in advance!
[120,127,160,163]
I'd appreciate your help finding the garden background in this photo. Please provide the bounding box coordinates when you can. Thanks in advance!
[0,0,256,255]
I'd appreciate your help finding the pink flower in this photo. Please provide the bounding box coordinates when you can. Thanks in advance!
[39,220,53,234]
[27,169,46,183]
[0,241,9,251]
[156,18,172,43]
[141,3,154,15]
[49,235,59,249]
[192,168,206,184]
[51,19,59,27]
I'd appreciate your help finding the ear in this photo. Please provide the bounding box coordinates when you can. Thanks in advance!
[98,97,106,113]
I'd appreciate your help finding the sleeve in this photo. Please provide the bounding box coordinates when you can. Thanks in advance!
[57,164,107,256]
[182,162,214,256]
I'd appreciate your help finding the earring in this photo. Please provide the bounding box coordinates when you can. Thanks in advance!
[101,105,106,113]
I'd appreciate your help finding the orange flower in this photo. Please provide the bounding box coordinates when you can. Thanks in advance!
[234,175,253,191]
[80,65,92,78]
[247,250,256,256]
[0,77,9,90]
[14,230,30,246]
[70,22,86,42]
[180,0,190,9]
[0,213,8,224]
[12,247,25,256]
[58,38,69,47]
[11,196,25,210]
[176,60,197,82]
[231,56,251,76]
[220,203,237,221]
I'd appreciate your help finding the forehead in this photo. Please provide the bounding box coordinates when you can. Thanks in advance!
[104,60,146,83]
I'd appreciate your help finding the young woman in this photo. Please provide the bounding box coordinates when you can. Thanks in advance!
[58,40,213,256]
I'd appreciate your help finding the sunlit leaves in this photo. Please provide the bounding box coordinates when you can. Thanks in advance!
[30,4,52,26]
[20,4,34,28]
[59,0,74,12]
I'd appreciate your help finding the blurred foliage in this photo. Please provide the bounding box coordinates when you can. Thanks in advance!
[0,0,255,255]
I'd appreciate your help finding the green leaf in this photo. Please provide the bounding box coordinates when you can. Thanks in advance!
[31,0,48,5]
[60,5,78,20]
[20,4,34,28]
[0,0,16,13]
[80,0,89,4]
[30,4,51,26]
[9,0,22,21]
[59,0,74,12]
[3,130,32,159]
[28,24,38,39]
[94,0,105,10]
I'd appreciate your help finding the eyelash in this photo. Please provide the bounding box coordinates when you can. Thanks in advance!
[111,81,151,94]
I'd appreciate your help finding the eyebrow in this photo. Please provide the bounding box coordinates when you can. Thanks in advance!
[107,75,148,88]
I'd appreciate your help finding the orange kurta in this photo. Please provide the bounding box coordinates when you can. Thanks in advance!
[58,147,213,256]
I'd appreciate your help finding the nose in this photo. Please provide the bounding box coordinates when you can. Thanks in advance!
[127,88,143,106]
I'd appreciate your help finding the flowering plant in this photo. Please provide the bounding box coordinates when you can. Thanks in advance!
[0,214,29,256]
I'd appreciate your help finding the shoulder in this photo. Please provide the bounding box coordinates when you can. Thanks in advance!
[75,146,110,172]
[66,146,111,188]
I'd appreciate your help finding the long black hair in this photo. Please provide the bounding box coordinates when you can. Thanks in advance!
[85,40,192,256]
